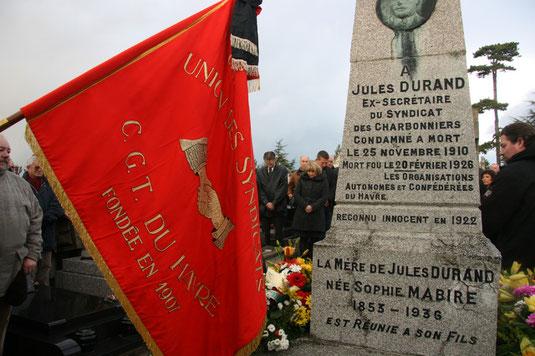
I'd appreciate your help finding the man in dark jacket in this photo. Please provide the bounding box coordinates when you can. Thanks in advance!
[257,151,288,246]
[23,156,64,286]
[480,123,535,268]
[316,150,337,231]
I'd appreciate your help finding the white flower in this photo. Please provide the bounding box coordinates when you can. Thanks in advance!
[267,324,276,332]
[263,329,269,338]
[278,329,286,337]
[278,303,283,310]
[280,339,289,349]
[267,341,274,351]
[297,299,302,306]
[289,264,302,273]
[273,339,281,346]
[280,269,290,278]
[514,300,527,315]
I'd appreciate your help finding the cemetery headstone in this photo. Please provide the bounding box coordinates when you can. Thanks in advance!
[310,0,501,355]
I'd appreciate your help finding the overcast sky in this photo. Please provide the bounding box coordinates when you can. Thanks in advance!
[1,0,534,168]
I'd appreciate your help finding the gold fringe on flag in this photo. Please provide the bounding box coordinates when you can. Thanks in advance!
[230,35,259,57]
[235,315,267,356]
[25,125,163,356]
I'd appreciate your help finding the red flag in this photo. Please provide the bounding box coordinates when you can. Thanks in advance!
[21,0,266,354]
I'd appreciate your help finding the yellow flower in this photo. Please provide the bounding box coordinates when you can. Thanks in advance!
[509,273,530,289]
[521,337,535,356]
[498,289,516,302]
[283,246,295,260]
[286,287,299,300]
[511,261,522,275]
[504,311,517,320]
[305,295,311,307]
[500,274,509,288]
[292,306,311,325]
[301,264,312,273]
[525,296,535,313]
[296,258,305,265]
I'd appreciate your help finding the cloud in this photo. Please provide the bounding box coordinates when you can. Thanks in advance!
[1,0,534,167]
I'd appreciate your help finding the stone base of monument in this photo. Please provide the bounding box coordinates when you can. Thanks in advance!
[310,229,501,356]
[56,254,112,298]
[254,336,404,355]
[5,287,143,356]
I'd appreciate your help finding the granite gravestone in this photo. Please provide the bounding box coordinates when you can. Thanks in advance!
[310,0,501,355]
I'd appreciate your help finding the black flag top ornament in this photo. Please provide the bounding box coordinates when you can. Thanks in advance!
[231,0,262,92]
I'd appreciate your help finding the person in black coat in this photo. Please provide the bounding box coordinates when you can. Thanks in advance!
[256,151,288,246]
[480,123,535,268]
[291,161,329,259]
[23,157,64,286]
[316,150,337,231]
[479,169,495,201]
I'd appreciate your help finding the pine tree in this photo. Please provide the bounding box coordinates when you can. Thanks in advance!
[272,139,295,171]
[514,99,535,127]
[334,144,342,159]
[468,42,520,165]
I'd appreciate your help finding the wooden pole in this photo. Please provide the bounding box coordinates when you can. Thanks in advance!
[0,111,25,133]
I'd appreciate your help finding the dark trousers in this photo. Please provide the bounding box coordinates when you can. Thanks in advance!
[261,215,284,246]
[295,230,325,260]
[325,208,334,231]
[0,300,11,356]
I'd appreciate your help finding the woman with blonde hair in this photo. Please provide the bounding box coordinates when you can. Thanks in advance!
[291,161,329,258]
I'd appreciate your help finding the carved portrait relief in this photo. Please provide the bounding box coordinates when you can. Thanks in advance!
[376,0,437,31]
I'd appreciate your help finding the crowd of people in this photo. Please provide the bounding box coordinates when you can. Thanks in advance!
[254,121,535,270]
[256,150,338,258]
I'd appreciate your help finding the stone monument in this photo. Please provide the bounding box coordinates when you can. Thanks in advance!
[310,0,501,355]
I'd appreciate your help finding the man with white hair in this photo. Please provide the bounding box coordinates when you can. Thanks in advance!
[288,155,309,201]
[23,156,63,287]
[0,134,42,356]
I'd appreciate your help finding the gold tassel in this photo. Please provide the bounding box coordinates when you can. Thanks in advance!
[25,125,163,356]
[247,79,260,93]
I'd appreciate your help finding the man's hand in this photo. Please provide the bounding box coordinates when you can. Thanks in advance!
[266,202,275,211]
[305,205,313,213]
[22,257,37,275]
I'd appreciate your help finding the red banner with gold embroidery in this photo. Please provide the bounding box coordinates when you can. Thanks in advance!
[20,1,266,355]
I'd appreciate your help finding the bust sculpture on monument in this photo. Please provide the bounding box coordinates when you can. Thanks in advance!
[377,0,436,31]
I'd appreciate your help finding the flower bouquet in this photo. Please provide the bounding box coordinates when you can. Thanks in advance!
[497,262,535,356]
[257,240,312,352]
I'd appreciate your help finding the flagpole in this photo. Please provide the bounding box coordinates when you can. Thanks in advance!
[0,111,25,132]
